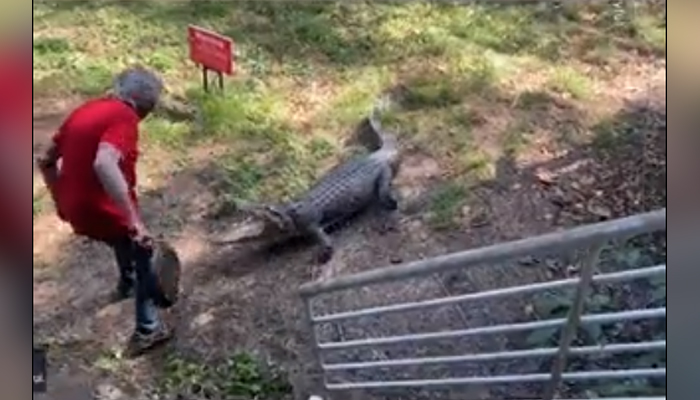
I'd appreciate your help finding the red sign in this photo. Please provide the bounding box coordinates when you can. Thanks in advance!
[187,25,234,75]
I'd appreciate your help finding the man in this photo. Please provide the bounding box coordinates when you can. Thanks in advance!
[37,66,171,354]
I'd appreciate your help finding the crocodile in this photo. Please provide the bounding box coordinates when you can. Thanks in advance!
[211,96,401,264]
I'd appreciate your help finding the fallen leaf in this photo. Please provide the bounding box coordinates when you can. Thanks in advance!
[518,256,539,267]
[524,303,535,316]
[588,202,612,219]
[535,169,556,185]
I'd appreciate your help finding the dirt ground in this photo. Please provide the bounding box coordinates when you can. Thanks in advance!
[32,59,665,400]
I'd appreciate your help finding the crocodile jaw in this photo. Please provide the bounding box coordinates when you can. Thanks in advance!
[216,218,269,243]
[213,206,292,244]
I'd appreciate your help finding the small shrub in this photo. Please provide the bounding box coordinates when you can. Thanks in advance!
[160,351,292,399]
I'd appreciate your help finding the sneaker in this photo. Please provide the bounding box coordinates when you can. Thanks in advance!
[126,324,172,357]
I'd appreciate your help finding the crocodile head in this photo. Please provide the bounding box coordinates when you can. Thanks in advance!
[212,204,295,244]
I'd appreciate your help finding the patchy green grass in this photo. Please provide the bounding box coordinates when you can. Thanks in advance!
[632,15,666,54]
[33,2,665,205]
[590,111,645,153]
[428,182,468,229]
[33,193,44,218]
[159,351,292,399]
[514,90,559,111]
[547,66,593,100]
[90,347,293,399]
[503,120,534,156]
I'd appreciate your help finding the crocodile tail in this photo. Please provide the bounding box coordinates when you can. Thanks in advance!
[367,95,397,152]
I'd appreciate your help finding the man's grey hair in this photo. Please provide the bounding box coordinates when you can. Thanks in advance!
[112,66,163,110]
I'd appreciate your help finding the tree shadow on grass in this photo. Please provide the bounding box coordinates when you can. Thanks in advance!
[517,100,665,398]
[360,92,664,398]
[35,0,666,75]
[36,1,379,69]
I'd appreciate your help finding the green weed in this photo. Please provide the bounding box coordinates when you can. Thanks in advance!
[527,243,666,397]
[33,193,45,218]
[503,121,533,156]
[141,117,191,148]
[428,183,468,229]
[632,15,666,54]
[548,66,593,100]
[590,114,641,153]
[460,150,495,182]
[514,90,557,111]
[160,351,292,399]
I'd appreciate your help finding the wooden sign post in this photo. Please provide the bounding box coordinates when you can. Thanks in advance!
[187,25,234,92]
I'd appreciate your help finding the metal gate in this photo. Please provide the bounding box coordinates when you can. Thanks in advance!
[299,209,666,399]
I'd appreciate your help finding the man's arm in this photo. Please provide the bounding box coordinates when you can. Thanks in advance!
[36,132,64,209]
[93,142,142,228]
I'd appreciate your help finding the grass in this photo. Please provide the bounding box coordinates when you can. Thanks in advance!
[32,2,665,161]
[547,66,594,100]
[632,14,666,54]
[32,0,665,391]
[158,351,292,399]
[428,183,469,229]
[503,120,535,156]
[90,347,293,399]
[33,193,44,218]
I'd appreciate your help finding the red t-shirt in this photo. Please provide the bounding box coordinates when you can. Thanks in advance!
[0,45,31,258]
[52,97,141,242]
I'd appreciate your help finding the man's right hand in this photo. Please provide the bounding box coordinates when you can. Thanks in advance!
[37,143,61,190]
[131,220,154,249]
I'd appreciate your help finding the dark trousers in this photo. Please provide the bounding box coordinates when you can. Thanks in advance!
[109,237,160,333]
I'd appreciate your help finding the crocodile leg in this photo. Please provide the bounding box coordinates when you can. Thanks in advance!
[375,165,400,232]
[288,206,335,264]
[307,224,334,264]
[377,165,398,210]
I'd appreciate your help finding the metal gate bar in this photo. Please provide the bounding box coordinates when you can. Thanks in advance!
[299,210,666,296]
[324,340,666,370]
[312,264,665,323]
[317,307,665,350]
[299,209,666,396]
[325,368,666,390]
